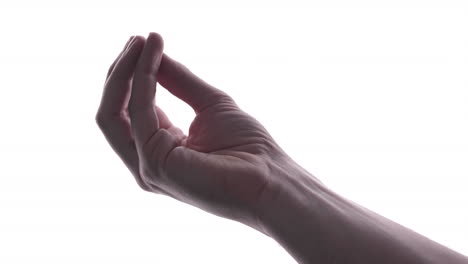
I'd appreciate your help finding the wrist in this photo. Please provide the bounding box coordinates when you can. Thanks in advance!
[255,157,331,238]
[256,158,468,264]
[258,159,351,263]
[257,160,390,263]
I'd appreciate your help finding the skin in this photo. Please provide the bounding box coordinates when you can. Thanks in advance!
[96,32,468,263]
[95,32,296,231]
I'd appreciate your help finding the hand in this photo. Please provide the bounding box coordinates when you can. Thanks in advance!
[96,33,468,264]
[96,32,317,231]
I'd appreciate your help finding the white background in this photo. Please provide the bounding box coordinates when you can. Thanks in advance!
[0,0,467,263]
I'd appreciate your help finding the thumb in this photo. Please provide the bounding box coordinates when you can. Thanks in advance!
[156,53,236,114]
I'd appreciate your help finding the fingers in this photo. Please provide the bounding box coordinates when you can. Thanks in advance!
[98,36,145,116]
[106,36,135,80]
[96,35,151,190]
[157,53,236,114]
[97,34,187,197]
[129,32,164,151]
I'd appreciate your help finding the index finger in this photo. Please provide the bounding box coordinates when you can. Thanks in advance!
[128,32,164,150]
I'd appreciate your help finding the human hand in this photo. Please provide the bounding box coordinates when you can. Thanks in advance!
[96,32,320,232]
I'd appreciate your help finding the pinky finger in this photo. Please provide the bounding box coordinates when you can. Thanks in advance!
[106,36,135,80]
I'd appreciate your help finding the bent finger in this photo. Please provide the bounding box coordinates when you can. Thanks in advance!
[97,36,151,190]
[129,32,164,151]
[98,36,144,117]
[106,36,135,80]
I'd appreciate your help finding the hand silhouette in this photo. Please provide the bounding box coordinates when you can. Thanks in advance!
[96,32,308,231]
[96,33,468,264]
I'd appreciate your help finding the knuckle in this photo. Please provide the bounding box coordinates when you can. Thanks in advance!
[95,112,121,129]
[140,162,158,184]
[95,113,108,128]
[215,90,235,104]
[136,179,152,192]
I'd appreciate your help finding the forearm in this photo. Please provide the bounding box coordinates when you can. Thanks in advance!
[258,163,468,264]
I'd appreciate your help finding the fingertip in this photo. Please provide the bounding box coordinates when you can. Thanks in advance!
[148,32,164,49]
[130,35,145,47]
[124,36,145,57]
[124,35,135,49]
[148,32,163,41]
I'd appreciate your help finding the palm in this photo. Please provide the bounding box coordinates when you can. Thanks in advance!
[164,101,279,223]
[187,102,270,154]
